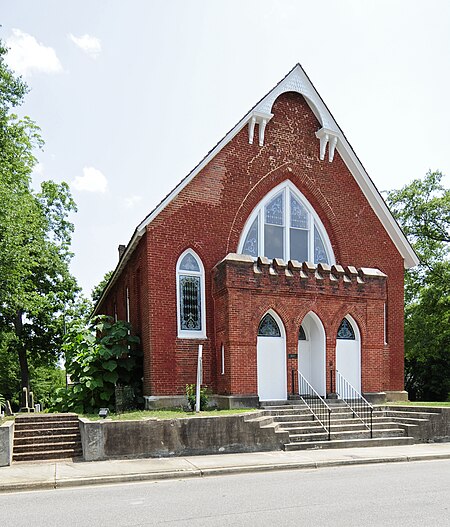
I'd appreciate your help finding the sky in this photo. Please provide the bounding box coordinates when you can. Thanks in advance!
[2,0,450,297]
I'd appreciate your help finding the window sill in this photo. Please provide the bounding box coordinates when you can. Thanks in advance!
[177,333,208,340]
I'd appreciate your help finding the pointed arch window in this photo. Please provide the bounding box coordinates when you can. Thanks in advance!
[176,250,206,338]
[337,318,355,340]
[258,313,281,337]
[239,181,334,265]
[298,326,307,341]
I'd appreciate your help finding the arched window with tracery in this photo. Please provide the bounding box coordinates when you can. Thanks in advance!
[337,318,355,340]
[258,313,281,337]
[238,181,334,265]
[176,250,206,338]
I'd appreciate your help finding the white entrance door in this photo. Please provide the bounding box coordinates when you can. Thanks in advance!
[297,312,326,396]
[257,313,286,401]
[336,317,361,393]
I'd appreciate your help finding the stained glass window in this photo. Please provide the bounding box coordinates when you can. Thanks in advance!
[258,313,281,337]
[290,195,308,229]
[180,276,201,331]
[265,193,284,225]
[242,217,259,257]
[314,226,329,264]
[337,318,355,340]
[177,250,205,336]
[238,183,333,265]
[264,193,284,259]
[180,253,200,272]
[299,326,307,340]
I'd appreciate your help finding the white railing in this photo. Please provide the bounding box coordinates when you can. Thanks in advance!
[298,371,332,440]
[336,370,373,437]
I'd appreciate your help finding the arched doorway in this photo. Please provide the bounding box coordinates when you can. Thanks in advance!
[336,316,361,392]
[297,312,326,396]
[257,311,287,401]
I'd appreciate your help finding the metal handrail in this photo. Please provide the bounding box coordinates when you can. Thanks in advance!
[335,370,373,438]
[298,371,332,441]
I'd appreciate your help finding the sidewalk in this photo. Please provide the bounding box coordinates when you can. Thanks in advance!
[1,442,450,493]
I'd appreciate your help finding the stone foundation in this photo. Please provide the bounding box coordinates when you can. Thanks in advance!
[144,395,187,410]
[385,390,409,402]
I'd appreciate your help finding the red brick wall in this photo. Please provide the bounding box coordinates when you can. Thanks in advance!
[212,258,388,395]
[98,91,405,397]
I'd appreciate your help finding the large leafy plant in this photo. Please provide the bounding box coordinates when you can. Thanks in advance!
[52,316,142,414]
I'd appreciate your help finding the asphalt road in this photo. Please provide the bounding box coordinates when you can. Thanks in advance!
[1,459,449,526]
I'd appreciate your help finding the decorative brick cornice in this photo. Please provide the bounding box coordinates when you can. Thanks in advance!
[212,253,387,300]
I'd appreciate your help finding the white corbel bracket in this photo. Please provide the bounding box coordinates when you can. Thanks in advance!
[248,111,274,146]
[315,127,339,162]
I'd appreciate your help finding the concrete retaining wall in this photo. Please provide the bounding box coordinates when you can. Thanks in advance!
[0,421,14,467]
[79,412,288,461]
[383,406,450,443]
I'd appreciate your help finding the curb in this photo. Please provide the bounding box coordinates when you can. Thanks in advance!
[1,452,450,493]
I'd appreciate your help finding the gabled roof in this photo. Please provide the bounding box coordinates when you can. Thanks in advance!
[94,64,418,312]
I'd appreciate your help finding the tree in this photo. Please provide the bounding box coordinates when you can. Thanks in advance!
[0,39,81,404]
[386,170,450,400]
[91,270,113,304]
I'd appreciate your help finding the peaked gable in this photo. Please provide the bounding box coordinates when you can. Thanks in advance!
[95,64,418,311]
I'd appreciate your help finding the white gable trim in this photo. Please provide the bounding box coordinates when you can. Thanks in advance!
[94,64,417,313]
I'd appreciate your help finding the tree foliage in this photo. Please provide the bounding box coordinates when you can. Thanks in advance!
[52,316,142,414]
[91,270,113,304]
[0,38,82,403]
[386,170,450,400]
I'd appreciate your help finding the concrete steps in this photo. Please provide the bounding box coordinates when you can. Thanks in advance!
[258,401,421,451]
[284,437,415,451]
[13,414,82,462]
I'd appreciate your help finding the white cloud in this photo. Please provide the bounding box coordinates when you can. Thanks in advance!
[6,28,62,76]
[72,167,108,193]
[123,195,142,209]
[68,33,102,58]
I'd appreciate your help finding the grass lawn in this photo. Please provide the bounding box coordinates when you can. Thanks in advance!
[387,401,450,407]
[81,408,257,421]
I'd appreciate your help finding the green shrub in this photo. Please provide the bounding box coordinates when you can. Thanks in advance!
[50,315,142,414]
[186,384,209,411]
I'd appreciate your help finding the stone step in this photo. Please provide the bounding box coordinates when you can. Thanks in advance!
[289,428,405,442]
[261,405,308,411]
[387,416,430,425]
[15,413,79,422]
[283,436,415,451]
[273,415,321,424]
[14,433,80,446]
[264,408,384,420]
[13,448,83,462]
[14,427,80,437]
[281,421,405,434]
[14,420,79,431]
[380,406,442,414]
[13,412,83,462]
[13,440,81,454]
[259,400,303,408]
[262,409,314,417]
[277,416,402,427]
[382,410,438,419]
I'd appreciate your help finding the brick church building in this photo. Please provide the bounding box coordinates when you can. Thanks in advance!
[94,65,418,408]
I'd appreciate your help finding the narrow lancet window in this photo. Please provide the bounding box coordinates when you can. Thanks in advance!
[177,250,206,338]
